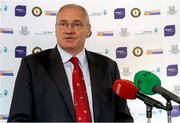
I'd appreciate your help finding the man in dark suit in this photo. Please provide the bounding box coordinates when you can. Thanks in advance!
[8,4,133,122]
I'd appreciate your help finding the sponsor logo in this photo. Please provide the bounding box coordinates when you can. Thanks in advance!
[169,45,180,54]
[116,47,127,58]
[167,64,178,77]
[89,10,107,16]
[164,25,175,36]
[171,105,180,117]
[133,47,143,57]
[0,90,8,97]
[32,6,42,17]
[173,85,180,95]
[134,27,158,35]
[0,70,13,76]
[15,46,27,58]
[0,46,8,54]
[45,11,57,16]
[146,49,163,55]
[0,114,8,120]
[150,67,161,73]
[15,5,26,17]
[119,27,129,37]
[32,47,42,54]
[97,31,113,36]
[144,10,161,16]
[137,109,162,116]
[121,67,131,77]
[0,28,13,34]
[167,5,177,15]
[34,31,54,35]
[114,8,125,19]
[131,8,141,18]
[0,5,8,12]
[97,49,109,55]
[19,26,29,35]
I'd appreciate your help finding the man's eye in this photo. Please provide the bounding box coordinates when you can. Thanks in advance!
[73,23,82,27]
[60,23,67,26]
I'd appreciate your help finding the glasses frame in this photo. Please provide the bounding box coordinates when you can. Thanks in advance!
[56,21,89,30]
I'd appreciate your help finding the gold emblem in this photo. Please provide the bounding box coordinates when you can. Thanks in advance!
[131,8,141,18]
[32,6,42,17]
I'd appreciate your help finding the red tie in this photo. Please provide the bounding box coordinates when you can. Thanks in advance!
[70,57,92,122]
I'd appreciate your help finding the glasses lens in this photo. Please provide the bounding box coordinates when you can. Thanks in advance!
[71,22,84,30]
[57,21,85,30]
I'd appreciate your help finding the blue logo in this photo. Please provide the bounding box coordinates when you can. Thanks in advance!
[0,114,8,120]
[146,49,163,55]
[114,8,125,19]
[103,10,107,15]
[0,89,8,97]
[3,47,8,53]
[0,5,8,11]
[0,47,8,54]
[97,31,113,36]
[15,5,26,17]
[3,90,8,96]
[0,70,13,76]
[144,10,161,16]
[0,28,13,34]
[167,64,178,76]
[15,46,27,58]
[45,11,57,16]
[116,47,127,58]
[164,25,175,36]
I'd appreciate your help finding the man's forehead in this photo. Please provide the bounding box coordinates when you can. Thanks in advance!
[60,6,84,14]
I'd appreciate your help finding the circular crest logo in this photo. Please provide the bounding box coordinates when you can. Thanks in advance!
[32,6,42,17]
[131,8,141,18]
[32,47,42,54]
[133,47,143,57]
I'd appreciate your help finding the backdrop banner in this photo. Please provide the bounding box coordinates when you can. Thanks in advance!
[0,0,180,122]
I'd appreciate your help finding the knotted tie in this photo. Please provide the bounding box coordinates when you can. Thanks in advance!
[70,57,92,122]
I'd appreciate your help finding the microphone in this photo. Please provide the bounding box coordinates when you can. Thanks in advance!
[113,79,167,110]
[134,70,180,104]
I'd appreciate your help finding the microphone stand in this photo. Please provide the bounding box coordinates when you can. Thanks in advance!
[166,100,172,123]
[146,105,152,123]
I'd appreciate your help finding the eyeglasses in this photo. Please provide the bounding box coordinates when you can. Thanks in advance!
[56,21,87,30]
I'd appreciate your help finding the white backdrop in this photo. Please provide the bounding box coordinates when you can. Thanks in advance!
[0,0,180,122]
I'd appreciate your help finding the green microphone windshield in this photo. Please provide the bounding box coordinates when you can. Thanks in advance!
[134,70,161,95]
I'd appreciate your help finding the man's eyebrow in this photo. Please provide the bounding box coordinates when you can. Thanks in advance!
[57,20,83,24]
[58,20,68,23]
[73,20,82,22]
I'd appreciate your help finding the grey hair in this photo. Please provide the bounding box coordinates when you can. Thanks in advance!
[56,4,90,24]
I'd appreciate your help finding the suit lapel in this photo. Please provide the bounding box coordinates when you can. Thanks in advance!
[86,51,103,121]
[47,47,75,121]
[47,47,103,121]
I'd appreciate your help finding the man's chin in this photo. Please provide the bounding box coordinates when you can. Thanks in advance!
[63,46,75,51]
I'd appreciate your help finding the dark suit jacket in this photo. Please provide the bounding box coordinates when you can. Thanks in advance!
[8,46,133,122]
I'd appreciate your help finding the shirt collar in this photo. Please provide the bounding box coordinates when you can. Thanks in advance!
[57,45,86,66]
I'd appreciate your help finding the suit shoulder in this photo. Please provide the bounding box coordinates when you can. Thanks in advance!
[24,48,53,60]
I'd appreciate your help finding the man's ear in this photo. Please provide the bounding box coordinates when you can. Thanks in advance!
[86,30,92,38]
[86,24,91,38]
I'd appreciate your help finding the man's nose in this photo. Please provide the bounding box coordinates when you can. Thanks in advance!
[63,25,76,34]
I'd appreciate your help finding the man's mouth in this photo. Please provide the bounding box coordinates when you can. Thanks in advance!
[64,37,76,39]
